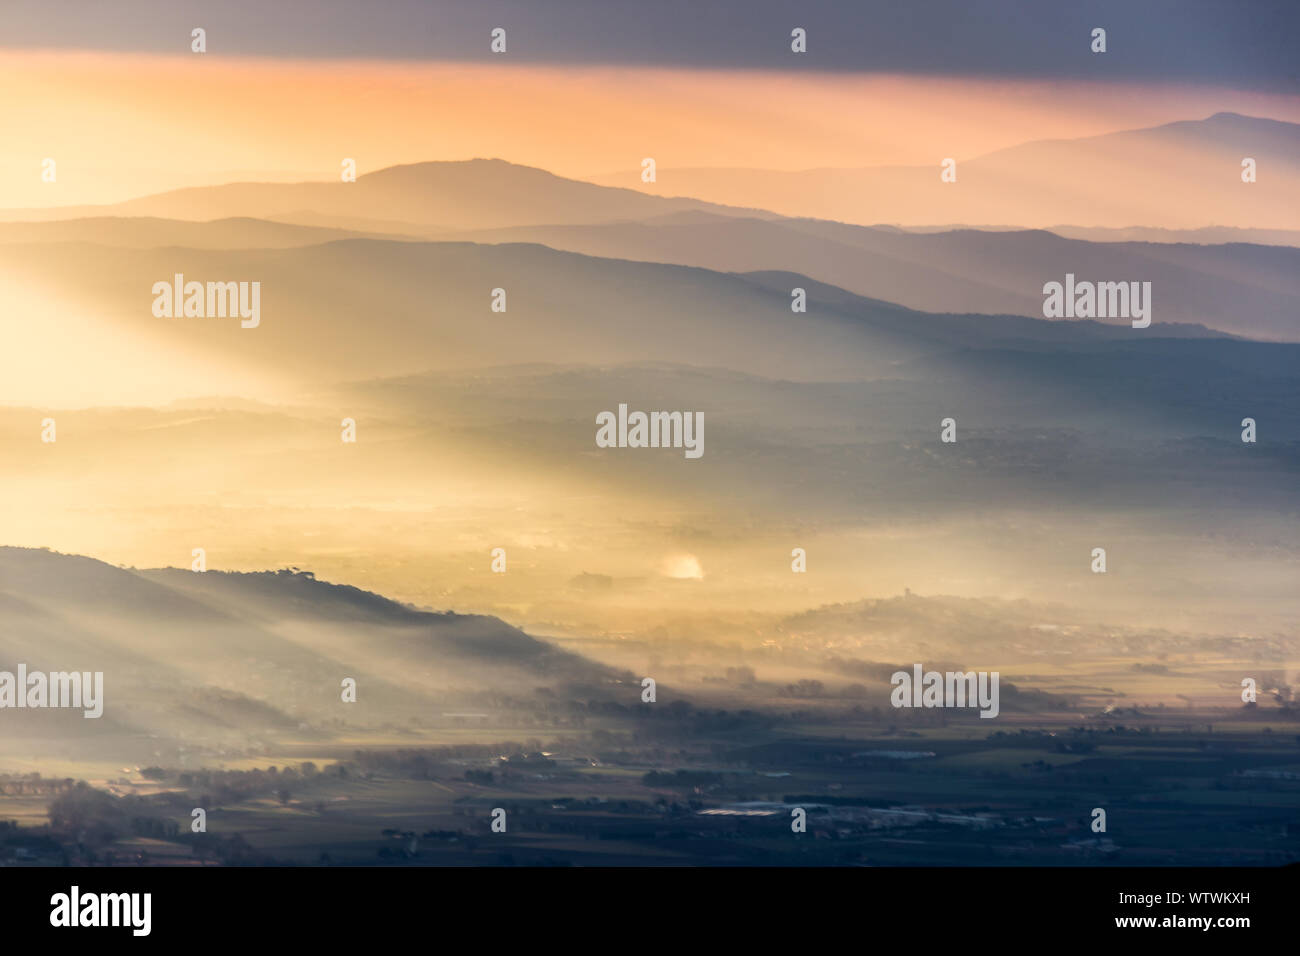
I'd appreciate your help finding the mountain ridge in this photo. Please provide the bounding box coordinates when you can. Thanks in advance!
[0,157,780,228]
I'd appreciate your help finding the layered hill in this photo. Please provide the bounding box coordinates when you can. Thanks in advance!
[0,546,619,763]
[593,114,1300,230]
[0,158,776,229]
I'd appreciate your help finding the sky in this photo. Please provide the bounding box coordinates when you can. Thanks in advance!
[0,1,1296,206]
[2,56,1298,209]
[3,0,1297,88]
[0,0,1296,628]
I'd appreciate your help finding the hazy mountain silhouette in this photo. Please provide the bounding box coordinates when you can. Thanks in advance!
[0,158,776,229]
[0,237,1231,399]
[0,216,407,248]
[592,114,1300,230]
[432,215,1300,341]
[0,546,618,762]
[5,210,1295,339]
[0,127,1292,341]
[918,224,1300,248]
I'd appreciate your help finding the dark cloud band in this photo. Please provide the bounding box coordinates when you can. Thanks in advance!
[4,0,1297,90]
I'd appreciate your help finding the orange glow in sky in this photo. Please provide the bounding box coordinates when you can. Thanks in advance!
[2,50,1298,207]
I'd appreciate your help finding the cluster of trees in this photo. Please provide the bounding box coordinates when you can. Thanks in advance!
[642,770,724,790]
[130,816,181,839]
[0,773,78,796]
[782,679,827,698]
[168,762,333,807]
[189,831,258,864]
[48,782,126,846]
[348,743,546,779]
[46,781,268,863]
